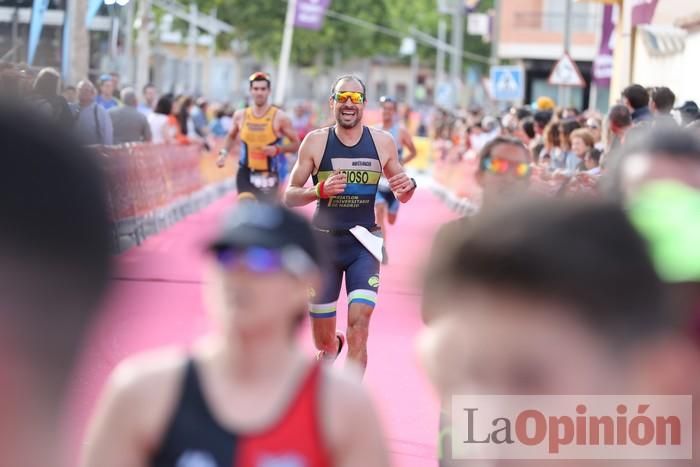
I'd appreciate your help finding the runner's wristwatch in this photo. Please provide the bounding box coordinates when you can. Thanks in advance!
[410,178,417,191]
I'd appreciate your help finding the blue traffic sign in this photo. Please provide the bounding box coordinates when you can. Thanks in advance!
[490,66,525,101]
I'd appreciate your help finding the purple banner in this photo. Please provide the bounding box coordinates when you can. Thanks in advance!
[631,0,659,27]
[294,0,331,30]
[593,4,616,87]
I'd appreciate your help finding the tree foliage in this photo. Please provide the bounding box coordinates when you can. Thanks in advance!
[192,0,492,70]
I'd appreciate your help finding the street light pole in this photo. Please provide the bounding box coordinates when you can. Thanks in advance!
[559,0,573,108]
[450,0,464,96]
[275,0,297,106]
[135,0,151,96]
[436,18,446,84]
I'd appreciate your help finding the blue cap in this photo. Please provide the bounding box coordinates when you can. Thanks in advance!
[98,74,113,83]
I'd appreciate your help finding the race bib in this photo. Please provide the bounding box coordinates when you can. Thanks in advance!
[250,172,279,191]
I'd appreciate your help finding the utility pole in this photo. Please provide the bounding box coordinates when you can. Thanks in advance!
[188,3,198,94]
[436,18,446,84]
[559,0,573,107]
[275,0,297,106]
[490,0,501,65]
[450,0,464,96]
[124,0,135,84]
[135,0,151,94]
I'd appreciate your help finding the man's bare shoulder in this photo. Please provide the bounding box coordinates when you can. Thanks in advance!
[108,347,188,399]
[305,126,331,140]
[368,126,394,144]
[232,109,246,122]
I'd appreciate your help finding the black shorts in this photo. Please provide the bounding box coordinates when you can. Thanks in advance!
[309,230,381,318]
[236,165,279,202]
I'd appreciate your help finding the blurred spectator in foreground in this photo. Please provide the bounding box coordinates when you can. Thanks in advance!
[615,126,700,201]
[420,197,699,466]
[0,101,112,467]
[76,80,113,146]
[108,88,152,144]
[80,203,390,467]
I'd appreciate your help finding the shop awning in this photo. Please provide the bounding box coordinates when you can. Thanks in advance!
[638,24,688,57]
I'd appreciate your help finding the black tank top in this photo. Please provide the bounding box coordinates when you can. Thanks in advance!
[312,126,382,230]
[150,359,332,467]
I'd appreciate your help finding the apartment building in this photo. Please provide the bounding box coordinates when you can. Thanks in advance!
[496,0,605,109]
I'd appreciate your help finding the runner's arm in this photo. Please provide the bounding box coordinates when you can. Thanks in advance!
[375,130,416,203]
[217,110,242,165]
[81,352,187,467]
[80,366,150,467]
[400,127,417,165]
[273,111,301,154]
[283,130,323,207]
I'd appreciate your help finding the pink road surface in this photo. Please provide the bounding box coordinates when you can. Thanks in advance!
[65,187,458,467]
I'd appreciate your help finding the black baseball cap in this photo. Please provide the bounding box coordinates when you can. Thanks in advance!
[208,203,320,272]
[676,101,699,115]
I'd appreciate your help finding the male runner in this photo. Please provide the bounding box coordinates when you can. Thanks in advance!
[217,72,300,201]
[375,96,416,264]
[81,203,390,467]
[284,74,417,373]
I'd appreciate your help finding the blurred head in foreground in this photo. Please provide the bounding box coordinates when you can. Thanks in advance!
[420,197,699,465]
[0,100,112,467]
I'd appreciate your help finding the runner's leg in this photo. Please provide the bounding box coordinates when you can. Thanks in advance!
[310,237,343,360]
[345,241,380,373]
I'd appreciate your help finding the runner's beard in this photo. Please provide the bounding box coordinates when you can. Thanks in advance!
[336,107,362,129]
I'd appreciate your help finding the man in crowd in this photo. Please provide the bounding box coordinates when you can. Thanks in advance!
[139,83,158,116]
[76,80,113,146]
[649,86,677,126]
[606,104,632,156]
[622,83,652,124]
[108,88,152,144]
[96,74,119,111]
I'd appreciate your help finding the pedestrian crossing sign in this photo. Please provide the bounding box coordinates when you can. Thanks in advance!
[490,66,525,102]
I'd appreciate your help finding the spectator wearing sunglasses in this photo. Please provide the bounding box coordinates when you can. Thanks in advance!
[217,72,300,202]
[585,117,605,151]
[422,136,532,324]
[81,203,390,467]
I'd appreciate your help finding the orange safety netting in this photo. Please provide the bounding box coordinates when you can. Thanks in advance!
[96,141,238,224]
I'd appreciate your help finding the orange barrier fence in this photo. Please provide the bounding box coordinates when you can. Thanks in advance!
[94,141,238,250]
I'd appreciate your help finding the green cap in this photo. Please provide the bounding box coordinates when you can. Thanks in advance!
[628,181,700,283]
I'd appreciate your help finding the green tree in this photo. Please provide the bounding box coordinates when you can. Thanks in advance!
[189,0,491,70]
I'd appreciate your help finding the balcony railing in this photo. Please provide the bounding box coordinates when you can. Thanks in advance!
[513,11,599,34]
